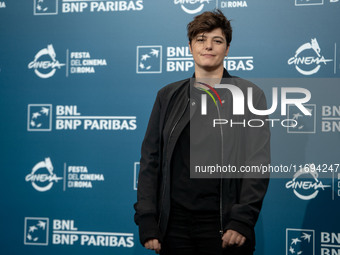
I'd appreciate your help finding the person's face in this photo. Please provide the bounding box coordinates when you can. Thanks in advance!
[189,28,229,72]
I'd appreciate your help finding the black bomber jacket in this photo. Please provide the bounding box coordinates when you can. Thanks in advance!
[134,69,270,249]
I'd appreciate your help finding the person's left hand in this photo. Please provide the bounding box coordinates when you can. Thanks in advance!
[222,229,246,248]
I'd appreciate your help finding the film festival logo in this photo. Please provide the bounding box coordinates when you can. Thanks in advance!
[28,44,65,78]
[24,217,49,245]
[25,156,105,191]
[0,0,6,8]
[288,38,333,76]
[287,104,316,134]
[174,0,216,14]
[27,104,52,131]
[34,0,58,15]
[219,0,248,9]
[136,46,162,74]
[25,157,63,192]
[285,164,331,200]
[286,229,314,255]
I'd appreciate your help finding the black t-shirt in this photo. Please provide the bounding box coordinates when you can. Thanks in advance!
[170,85,224,212]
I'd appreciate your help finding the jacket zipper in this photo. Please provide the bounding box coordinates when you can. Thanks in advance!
[216,104,224,237]
[158,98,190,227]
[219,178,223,237]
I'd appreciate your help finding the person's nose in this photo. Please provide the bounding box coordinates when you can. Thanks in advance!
[204,39,213,50]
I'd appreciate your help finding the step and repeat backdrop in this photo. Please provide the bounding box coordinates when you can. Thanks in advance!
[1,0,340,255]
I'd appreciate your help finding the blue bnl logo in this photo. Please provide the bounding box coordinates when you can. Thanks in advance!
[27,104,52,131]
[295,0,323,6]
[24,217,49,245]
[136,46,162,74]
[34,0,58,15]
[287,104,316,134]
[286,229,314,255]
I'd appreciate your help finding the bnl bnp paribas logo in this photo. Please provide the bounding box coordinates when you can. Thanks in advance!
[287,104,340,133]
[33,0,143,15]
[27,104,52,131]
[137,45,254,74]
[288,38,335,76]
[24,218,134,248]
[28,104,137,131]
[136,46,162,74]
[34,0,58,15]
[24,218,49,245]
[286,229,314,255]
[287,228,340,255]
[287,104,316,134]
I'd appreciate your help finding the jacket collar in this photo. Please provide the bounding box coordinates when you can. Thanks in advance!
[191,68,232,78]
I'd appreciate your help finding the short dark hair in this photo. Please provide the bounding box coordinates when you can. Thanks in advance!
[187,9,232,47]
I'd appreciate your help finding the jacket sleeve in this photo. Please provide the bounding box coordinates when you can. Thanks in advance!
[134,91,163,246]
[225,89,270,241]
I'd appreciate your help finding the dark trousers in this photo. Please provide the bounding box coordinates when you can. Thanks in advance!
[161,206,253,255]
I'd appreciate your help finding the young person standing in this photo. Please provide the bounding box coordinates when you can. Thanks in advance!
[134,10,270,255]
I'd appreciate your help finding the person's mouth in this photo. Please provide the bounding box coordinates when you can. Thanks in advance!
[202,54,215,58]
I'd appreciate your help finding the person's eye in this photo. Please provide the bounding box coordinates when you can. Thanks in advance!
[196,37,205,42]
[214,40,223,44]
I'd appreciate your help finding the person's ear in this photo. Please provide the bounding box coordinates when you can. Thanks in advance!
[188,41,192,54]
[225,45,230,57]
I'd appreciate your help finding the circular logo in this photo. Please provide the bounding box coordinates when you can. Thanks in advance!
[25,158,62,192]
[28,44,65,79]
[288,38,332,76]
[285,164,331,200]
[174,0,210,14]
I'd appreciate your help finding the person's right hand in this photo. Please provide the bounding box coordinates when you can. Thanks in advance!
[144,239,161,254]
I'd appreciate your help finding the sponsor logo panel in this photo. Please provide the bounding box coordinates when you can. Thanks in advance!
[286,104,340,134]
[34,0,143,15]
[220,0,248,9]
[287,228,340,255]
[321,105,340,133]
[24,218,134,248]
[287,104,316,134]
[28,45,108,78]
[27,104,137,131]
[286,228,315,255]
[136,46,162,74]
[25,157,106,191]
[24,217,49,245]
[34,0,58,15]
[28,104,53,131]
[137,45,254,74]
